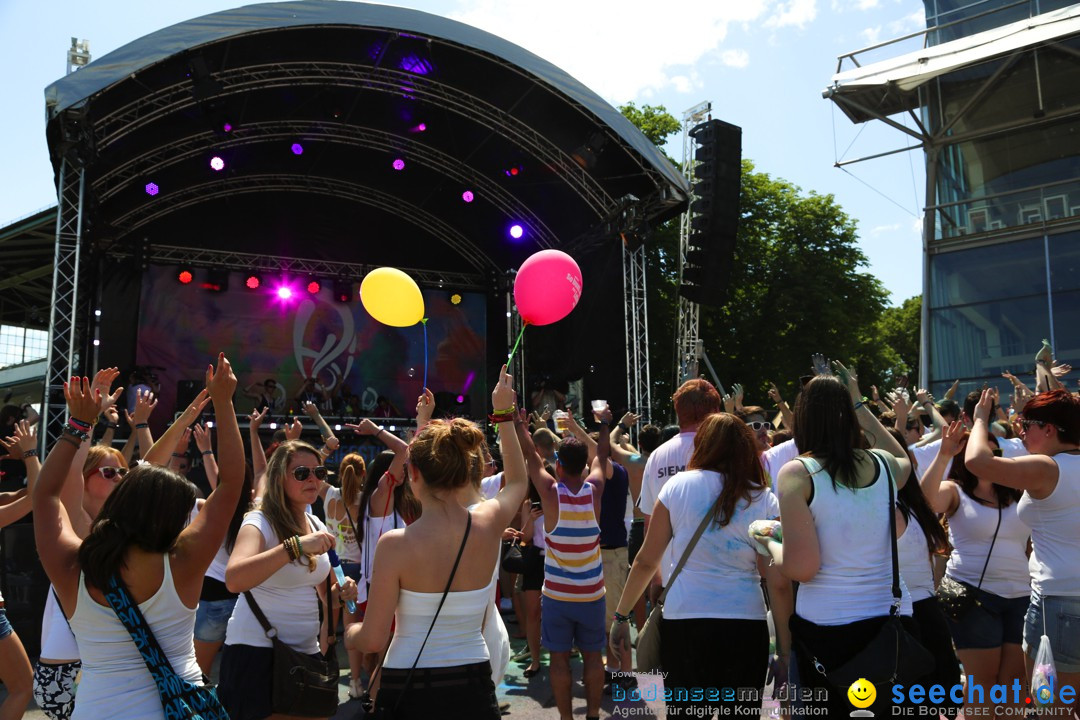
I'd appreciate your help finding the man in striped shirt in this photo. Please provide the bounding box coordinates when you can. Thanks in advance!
[517,409,610,720]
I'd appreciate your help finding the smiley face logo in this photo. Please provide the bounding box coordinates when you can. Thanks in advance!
[848,678,876,709]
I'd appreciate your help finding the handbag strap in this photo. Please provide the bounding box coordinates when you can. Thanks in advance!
[974,504,1003,592]
[878,450,903,612]
[657,494,722,606]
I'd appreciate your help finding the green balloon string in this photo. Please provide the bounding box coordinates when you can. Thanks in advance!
[506,322,527,367]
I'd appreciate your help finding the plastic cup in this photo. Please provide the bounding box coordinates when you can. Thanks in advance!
[553,410,569,432]
[590,400,607,413]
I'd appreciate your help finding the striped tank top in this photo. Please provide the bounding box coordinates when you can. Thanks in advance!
[543,482,605,602]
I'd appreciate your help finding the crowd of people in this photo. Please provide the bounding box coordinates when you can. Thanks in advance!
[0,342,1077,720]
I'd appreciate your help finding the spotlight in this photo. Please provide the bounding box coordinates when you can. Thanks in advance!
[392,158,405,171]
[277,286,293,300]
[223,123,233,132]
[509,224,524,240]
[418,122,427,131]
[462,190,474,203]
[334,424,342,431]
[505,165,522,177]
[291,143,304,155]
[456,395,465,404]
[145,182,159,196]
[333,278,353,303]
[210,156,225,171]
[244,274,262,290]
[206,420,214,428]
[178,269,194,284]
[93,339,101,347]
[269,422,278,430]
[450,293,462,305]
[306,279,321,295]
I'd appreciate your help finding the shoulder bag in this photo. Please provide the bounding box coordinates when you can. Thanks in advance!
[244,564,340,717]
[367,511,473,720]
[936,503,1001,621]
[105,574,229,720]
[635,494,722,674]
[795,450,934,690]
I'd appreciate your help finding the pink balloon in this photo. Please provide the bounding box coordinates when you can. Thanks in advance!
[513,250,583,326]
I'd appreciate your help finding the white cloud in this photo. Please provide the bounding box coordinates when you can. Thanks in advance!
[765,0,818,29]
[447,0,770,101]
[856,0,879,9]
[888,8,926,34]
[860,25,882,44]
[720,49,751,68]
[871,223,901,235]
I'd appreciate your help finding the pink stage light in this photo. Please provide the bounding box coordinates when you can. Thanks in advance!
[462,190,474,203]
[277,286,293,300]
[392,158,405,171]
[210,156,225,171]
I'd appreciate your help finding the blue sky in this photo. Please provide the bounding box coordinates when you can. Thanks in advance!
[0,0,927,302]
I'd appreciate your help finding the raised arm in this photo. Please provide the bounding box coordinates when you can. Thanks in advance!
[0,422,40,526]
[347,418,409,513]
[124,388,158,455]
[192,423,218,489]
[562,411,597,464]
[913,388,944,446]
[585,406,612,511]
[834,361,911,485]
[415,387,435,432]
[489,365,528,526]
[964,388,1059,497]
[142,389,209,467]
[302,401,338,461]
[248,407,269,497]
[919,422,962,515]
[768,383,795,431]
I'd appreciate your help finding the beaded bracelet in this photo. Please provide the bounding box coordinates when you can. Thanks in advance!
[612,611,631,624]
[134,423,149,429]
[57,433,82,448]
[201,449,213,456]
[63,426,90,442]
[22,449,38,458]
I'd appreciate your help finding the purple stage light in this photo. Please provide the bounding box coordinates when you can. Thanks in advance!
[392,158,405,171]
[210,156,225,171]
[462,190,474,203]
[145,182,159,196]
[291,143,304,155]
[400,55,433,75]
[418,123,427,132]
[509,224,524,240]
[223,123,232,132]
[277,286,293,300]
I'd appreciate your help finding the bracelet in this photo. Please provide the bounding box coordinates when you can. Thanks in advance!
[617,422,630,433]
[22,449,39,458]
[493,404,516,416]
[283,536,298,561]
[612,611,631,624]
[201,449,213,456]
[488,412,515,424]
[63,426,90,442]
[853,401,865,410]
[295,535,305,556]
[57,433,82,448]
[68,416,92,430]
[103,422,118,429]
[135,423,149,429]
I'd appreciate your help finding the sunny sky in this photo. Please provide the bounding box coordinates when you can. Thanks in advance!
[0,0,928,303]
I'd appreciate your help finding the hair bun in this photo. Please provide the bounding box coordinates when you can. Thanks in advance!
[448,418,483,454]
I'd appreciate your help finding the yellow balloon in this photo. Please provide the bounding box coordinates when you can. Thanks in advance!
[360,267,425,327]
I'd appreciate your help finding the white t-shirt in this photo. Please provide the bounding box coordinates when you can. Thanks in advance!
[323,486,361,563]
[911,436,1026,479]
[480,473,502,501]
[1017,453,1080,596]
[639,431,696,584]
[762,440,799,492]
[657,470,778,620]
[224,511,331,654]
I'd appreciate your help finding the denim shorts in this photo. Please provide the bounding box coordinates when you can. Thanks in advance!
[1023,590,1080,673]
[0,606,13,640]
[194,597,238,643]
[944,582,1028,650]
[540,595,606,653]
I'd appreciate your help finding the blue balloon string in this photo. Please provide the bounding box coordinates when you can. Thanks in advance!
[422,320,429,391]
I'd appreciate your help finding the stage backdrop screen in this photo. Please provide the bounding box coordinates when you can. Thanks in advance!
[135,266,487,423]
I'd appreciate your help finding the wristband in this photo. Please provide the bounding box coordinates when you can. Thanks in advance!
[135,423,149,429]
[612,611,631,624]
[22,449,39,458]
[68,416,92,430]
[493,404,516,416]
[103,422,118,429]
[295,535,305,556]
[853,401,865,410]
[617,422,630,433]
[488,412,515,424]
[201,449,213,456]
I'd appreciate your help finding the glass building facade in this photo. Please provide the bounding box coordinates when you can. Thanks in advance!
[919,0,1080,397]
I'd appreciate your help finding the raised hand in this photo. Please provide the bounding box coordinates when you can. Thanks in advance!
[492,364,515,413]
[870,385,880,402]
[129,388,158,425]
[592,402,613,425]
[192,424,212,454]
[415,387,435,428]
[65,376,101,425]
[324,435,340,452]
[284,418,303,441]
[1051,362,1072,379]
[768,383,783,405]
[733,383,745,410]
[175,389,210,428]
[722,392,736,414]
[205,353,237,402]
[12,420,36,453]
[102,405,120,426]
[915,388,932,405]
[249,406,268,430]
[346,418,381,436]
[941,421,966,457]
[618,412,640,428]
[811,353,831,377]
[973,388,994,424]
[301,400,321,419]
[174,427,192,454]
[831,360,862,402]
[90,367,121,403]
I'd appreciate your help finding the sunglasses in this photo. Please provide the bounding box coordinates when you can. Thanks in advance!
[747,421,773,432]
[97,466,128,481]
[1020,418,1066,434]
[292,465,328,482]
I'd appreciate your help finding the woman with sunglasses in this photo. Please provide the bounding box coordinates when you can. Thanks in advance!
[965,388,1080,715]
[219,439,358,720]
[32,356,246,720]
[346,365,527,720]
[918,391,1031,718]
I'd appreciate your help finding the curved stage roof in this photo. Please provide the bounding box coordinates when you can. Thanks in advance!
[44,0,688,277]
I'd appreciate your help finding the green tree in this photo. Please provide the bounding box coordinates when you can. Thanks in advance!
[877,295,922,382]
[618,102,681,149]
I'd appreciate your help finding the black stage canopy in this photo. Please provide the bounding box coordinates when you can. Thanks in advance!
[43,0,688,276]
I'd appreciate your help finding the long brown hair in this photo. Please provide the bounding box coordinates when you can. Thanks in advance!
[260,440,322,571]
[887,428,949,553]
[793,375,866,490]
[948,432,1021,508]
[686,413,768,527]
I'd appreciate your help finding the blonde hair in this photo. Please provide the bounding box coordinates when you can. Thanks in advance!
[408,418,485,493]
[83,445,126,478]
[339,453,366,507]
[259,440,321,571]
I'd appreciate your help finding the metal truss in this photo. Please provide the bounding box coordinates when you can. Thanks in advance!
[91,61,617,220]
[94,120,559,251]
[110,173,493,273]
[674,102,711,389]
[622,242,650,425]
[116,243,487,291]
[42,159,86,450]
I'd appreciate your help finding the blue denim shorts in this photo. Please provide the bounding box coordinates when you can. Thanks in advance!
[195,597,238,643]
[0,606,13,640]
[1024,590,1080,673]
[540,596,606,653]
[944,583,1028,650]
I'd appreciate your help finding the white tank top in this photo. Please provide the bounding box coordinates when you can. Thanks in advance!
[1017,452,1080,596]
[40,587,80,660]
[795,451,914,625]
[70,554,202,720]
[945,491,1031,599]
[897,514,935,602]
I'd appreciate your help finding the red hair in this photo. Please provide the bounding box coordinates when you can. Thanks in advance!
[672,379,722,426]
[1022,390,1080,445]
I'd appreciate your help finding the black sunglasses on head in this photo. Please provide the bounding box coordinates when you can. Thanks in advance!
[292,465,328,482]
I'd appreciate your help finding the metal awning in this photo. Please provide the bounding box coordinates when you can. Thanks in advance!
[824,4,1080,123]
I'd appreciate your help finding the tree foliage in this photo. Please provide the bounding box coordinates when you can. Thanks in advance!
[618,103,920,419]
